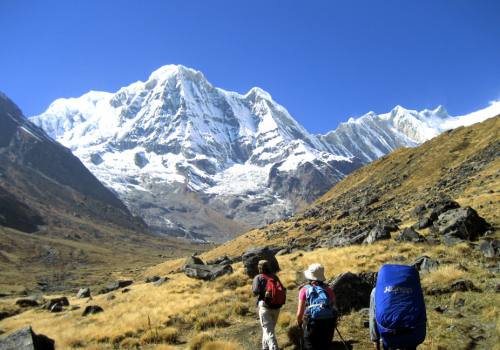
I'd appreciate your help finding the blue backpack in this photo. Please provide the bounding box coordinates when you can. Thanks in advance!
[305,284,337,321]
[375,264,427,349]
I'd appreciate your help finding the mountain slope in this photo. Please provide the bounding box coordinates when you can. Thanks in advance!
[0,92,197,293]
[2,115,498,350]
[31,65,500,242]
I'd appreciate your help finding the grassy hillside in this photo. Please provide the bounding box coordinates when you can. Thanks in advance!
[0,116,498,349]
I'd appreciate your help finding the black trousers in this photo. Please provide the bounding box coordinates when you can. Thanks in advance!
[303,318,336,350]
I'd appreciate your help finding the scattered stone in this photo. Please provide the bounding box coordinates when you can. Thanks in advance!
[152,277,169,286]
[393,255,406,262]
[0,326,55,350]
[76,288,90,298]
[206,255,232,265]
[43,297,69,311]
[69,306,80,311]
[145,276,160,283]
[478,240,498,258]
[49,304,62,313]
[184,264,233,281]
[434,306,446,313]
[434,207,490,240]
[428,279,482,295]
[275,248,291,256]
[184,254,204,267]
[106,295,115,301]
[329,271,376,315]
[15,299,38,308]
[364,225,391,244]
[336,211,349,220]
[121,288,130,293]
[396,227,426,243]
[411,256,439,273]
[241,247,280,278]
[304,224,319,232]
[82,305,103,316]
[454,298,465,308]
[98,280,133,295]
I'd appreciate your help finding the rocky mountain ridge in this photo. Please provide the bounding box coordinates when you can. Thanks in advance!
[31,65,500,241]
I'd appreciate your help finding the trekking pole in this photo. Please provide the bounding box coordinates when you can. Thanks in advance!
[335,326,350,350]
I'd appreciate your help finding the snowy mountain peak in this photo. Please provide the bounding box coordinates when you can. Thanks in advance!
[30,65,499,241]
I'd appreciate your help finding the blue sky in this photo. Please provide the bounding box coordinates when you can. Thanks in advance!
[1,0,499,133]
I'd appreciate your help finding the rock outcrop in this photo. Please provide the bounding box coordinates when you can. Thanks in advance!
[0,326,55,350]
[241,247,280,278]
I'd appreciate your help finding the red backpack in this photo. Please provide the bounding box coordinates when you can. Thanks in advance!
[262,274,287,306]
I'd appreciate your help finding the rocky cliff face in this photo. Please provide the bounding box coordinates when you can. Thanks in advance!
[31,65,500,242]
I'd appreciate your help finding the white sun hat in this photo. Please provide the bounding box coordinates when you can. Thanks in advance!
[304,263,326,282]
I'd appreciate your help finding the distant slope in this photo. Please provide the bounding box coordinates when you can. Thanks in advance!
[0,92,197,293]
[204,115,499,259]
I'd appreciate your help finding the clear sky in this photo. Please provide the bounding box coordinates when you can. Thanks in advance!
[1,0,499,133]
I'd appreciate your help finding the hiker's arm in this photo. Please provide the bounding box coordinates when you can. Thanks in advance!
[252,275,262,296]
[369,288,380,343]
[296,298,306,326]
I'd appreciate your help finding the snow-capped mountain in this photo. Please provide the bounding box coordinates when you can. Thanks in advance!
[319,102,500,163]
[31,65,500,242]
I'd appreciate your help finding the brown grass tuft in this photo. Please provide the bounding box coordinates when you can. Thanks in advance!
[139,327,179,345]
[188,331,215,350]
[200,340,244,350]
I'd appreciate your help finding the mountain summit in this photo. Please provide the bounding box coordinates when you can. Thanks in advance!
[31,65,500,241]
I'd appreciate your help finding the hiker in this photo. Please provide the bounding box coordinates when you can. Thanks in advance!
[370,264,427,350]
[252,259,286,350]
[296,263,337,350]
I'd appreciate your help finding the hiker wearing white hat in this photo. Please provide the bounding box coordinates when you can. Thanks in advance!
[296,263,338,350]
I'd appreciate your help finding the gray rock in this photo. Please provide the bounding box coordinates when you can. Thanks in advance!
[184,264,233,281]
[105,295,115,301]
[82,305,103,316]
[396,227,425,243]
[49,304,62,313]
[206,255,232,265]
[43,297,69,311]
[76,288,90,298]
[241,247,280,278]
[184,254,204,267]
[329,271,376,315]
[145,276,161,283]
[0,326,55,350]
[363,225,391,244]
[434,207,490,240]
[98,280,133,295]
[15,299,38,308]
[152,277,169,286]
[411,256,439,273]
[479,240,498,258]
[428,279,482,295]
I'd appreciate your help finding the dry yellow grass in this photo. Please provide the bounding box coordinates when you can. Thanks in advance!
[188,331,215,350]
[200,340,244,350]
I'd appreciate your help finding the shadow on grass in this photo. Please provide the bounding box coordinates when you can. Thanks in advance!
[330,339,357,350]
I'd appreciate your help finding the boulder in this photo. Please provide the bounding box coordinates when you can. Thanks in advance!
[478,240,498,258]
[428,279,482,295]
[184,255,204,267]
[43,297,69,311]
[206,255,232,265]
[15,299,38,308]
[82,305,103,316]
[363,225,391,244]
[411,256,439,273]
[97,280,133,295]
[329,271,376,315]
[152,277,169,286]
[145,276,161,283]
[241,247,280,278]
[76,288,90,298]
[434,207,490,240]
[396,227,425,243]
[0,326,55,350]
[413,217,432,230]
[184,264,233,281]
